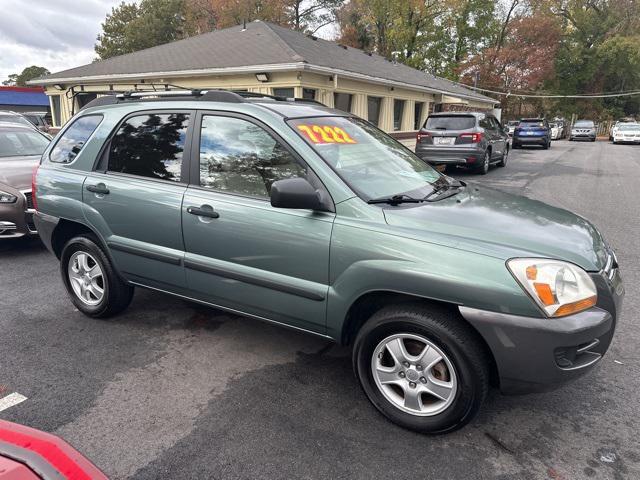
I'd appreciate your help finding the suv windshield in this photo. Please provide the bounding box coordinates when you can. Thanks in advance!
[424,115,475,130]
[288,116,442,200]
[0,129,49,158]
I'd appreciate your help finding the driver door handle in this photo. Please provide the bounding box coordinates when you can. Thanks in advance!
[187,206,220,219]
[86,184,109,195]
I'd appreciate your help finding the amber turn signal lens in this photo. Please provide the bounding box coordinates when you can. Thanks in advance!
[533,282,556,306]
[553,295,597,317]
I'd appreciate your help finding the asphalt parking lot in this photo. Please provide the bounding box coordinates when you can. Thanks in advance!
[1,139,638,480]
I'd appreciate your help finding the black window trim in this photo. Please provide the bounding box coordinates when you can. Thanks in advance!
[93,108,195,186]
[190,109,335,212]
[48,113,104,165]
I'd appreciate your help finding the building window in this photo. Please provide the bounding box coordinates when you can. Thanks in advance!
[414,102,424,130]
[273,88,295,98]
[393,99,405,131]
[367,96,382,126]
[303,88,316,100]
[76,93,97,109]
[50,95,61,127]
[108,113,189,182]
[334,92,353,113]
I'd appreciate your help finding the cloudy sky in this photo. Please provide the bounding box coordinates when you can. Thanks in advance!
[0,0,125,83]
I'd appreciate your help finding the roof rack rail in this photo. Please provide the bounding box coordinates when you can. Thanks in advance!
[79,88,325,111]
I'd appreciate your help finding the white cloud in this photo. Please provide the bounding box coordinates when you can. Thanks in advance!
[0,0,128,83]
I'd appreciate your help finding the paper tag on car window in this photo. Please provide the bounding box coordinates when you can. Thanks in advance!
[297,124,358,144]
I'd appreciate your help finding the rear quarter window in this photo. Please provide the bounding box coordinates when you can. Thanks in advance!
[425,116,475,130]
[49,115,103,163]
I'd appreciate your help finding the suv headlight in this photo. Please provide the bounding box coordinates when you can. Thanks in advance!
[507,258,597,317]
[0,191,17,203]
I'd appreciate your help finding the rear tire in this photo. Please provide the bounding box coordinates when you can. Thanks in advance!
[353,304,490,434]
[61,234,134,318]
[477,150,490,175]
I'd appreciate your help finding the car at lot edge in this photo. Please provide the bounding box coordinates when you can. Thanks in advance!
[549,122,563,140]
[512,118,551,149]
[612,123,640,144]
[33,90,623,434]
[414,112,509,175]
[505,120,519,136]
[569,120,597,142]
[0,122,50,238]
[610,121,638,142]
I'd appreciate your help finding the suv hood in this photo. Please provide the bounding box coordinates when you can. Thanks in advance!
[0,155,39,190]
[383,184,608,271]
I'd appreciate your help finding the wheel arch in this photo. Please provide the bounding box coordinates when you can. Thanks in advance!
[340,291,499,387]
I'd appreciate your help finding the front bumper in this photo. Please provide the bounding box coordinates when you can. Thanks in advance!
[460,268,624,394]
[415,146,485,165]
[613,136,640,143]
[0,188,36,239]
[570,132,596,140]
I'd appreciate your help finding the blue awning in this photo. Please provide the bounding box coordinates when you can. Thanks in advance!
[0,90,49,107]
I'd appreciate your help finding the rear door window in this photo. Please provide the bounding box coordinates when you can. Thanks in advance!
[50,115,103,163]
[108,112,189,182]
[425,115,475,130]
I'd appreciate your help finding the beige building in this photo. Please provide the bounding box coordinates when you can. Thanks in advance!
[30,21,498,136]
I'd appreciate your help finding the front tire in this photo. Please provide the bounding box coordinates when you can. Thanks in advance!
[353,304,490,434]
[61,234,134,318]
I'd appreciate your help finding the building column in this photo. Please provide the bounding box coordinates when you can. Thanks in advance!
[294,86,303,99]
[379,97,394,132]
[420,102,430,127]
[401,99,415,131]
[352,93,367,119]
[319,89,334,108]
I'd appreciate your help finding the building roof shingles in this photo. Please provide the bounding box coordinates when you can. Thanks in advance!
[34,21,495,104]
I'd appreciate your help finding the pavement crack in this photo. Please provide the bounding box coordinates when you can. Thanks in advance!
[485,431,517,455]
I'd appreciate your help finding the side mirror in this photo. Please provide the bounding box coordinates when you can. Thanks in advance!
[270,177,327,211]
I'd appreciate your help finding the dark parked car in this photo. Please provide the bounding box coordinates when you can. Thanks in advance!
[0,122,50,238]
[570,120,597,142]
[415,112,509,174]
[22,111,52,134]
[512,118,551,149]
[33,90,622,434]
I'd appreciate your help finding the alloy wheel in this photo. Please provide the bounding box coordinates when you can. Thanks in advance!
[67,251,105,306]
[371,333,458,416]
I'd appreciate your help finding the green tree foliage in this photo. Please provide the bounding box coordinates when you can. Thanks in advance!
[2,66,51,86]
[95,0,188,59]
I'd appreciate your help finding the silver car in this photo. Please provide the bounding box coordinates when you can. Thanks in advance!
[569,120,596,142]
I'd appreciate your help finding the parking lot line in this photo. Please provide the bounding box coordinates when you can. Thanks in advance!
[0,393,27,412]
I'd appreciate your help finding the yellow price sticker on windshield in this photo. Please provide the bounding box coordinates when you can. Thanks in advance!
[297,124,357,144]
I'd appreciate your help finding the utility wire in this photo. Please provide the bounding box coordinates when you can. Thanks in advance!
[448,80,640,98]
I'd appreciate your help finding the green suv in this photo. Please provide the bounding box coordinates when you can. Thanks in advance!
[33,90,623,433]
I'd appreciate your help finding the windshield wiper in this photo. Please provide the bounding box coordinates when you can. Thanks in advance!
[367,194,426,205]
[423,180,465,202]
